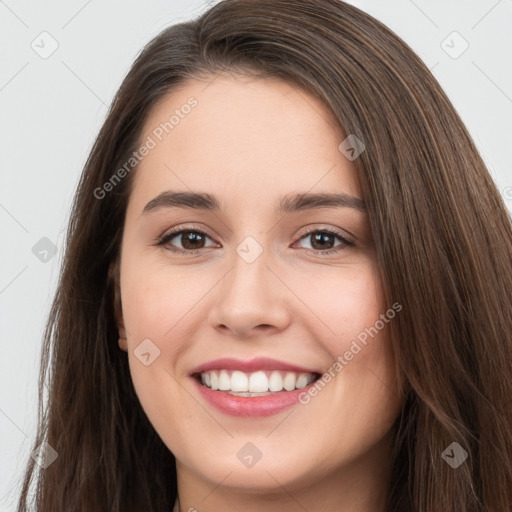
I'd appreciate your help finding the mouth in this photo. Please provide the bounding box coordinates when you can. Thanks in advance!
[189,358,323,417]
[193,369,321,396]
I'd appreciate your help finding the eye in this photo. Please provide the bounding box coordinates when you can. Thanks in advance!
[155,227,217,255]
[293,227,354,254]
[154,225,354,256]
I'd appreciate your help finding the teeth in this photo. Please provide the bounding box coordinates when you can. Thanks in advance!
[249,371,268,392]
[198,369,316,393]
[210,371,219,391]
[231,371,249,392]
[269,370,283,392]
[283,372,296,391]
[295,373,310,389]
[218,370,230,391]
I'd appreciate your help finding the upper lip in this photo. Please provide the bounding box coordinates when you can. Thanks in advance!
[189,357,320,376]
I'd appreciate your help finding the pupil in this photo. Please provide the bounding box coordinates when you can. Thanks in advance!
[183,232,204,250]
[312,232,333,250]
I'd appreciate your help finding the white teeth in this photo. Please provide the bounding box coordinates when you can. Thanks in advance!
[229,391,273,397]
[210,371,218,390]
[231,371,249,392]
[268,371,283,392]
[249,371,268,392]
[198,369,317,393]
[283,372,296,391]
[295,373,311,389]
[218,370,231,391]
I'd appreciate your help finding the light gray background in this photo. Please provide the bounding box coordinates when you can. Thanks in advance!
[1,0,511,509]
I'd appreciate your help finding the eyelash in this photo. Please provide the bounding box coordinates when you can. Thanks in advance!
[154,225,354,256]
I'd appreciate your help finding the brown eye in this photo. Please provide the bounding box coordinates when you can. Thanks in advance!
[156,228,217,254]
[295,228,354,254]
[309,232,336,250]
[177,231,207,250]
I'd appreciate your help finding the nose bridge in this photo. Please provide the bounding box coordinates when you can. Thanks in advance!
[224,234,271,308]
[208,234,290,336]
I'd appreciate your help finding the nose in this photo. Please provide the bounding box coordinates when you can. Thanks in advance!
[208,246,291,339]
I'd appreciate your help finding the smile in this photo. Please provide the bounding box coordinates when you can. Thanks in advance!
[198,369,317,395]
[189,358,322,416]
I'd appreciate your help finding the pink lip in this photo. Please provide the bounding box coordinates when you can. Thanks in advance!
[189,357,321,417]
[189,357,319,375]
[192,378,318,417]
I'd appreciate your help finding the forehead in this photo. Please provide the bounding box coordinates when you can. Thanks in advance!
[128,74,362,215]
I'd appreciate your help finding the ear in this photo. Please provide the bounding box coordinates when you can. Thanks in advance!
[108,258,127,352]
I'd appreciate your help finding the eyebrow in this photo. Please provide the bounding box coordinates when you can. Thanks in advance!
[142,190,366,215]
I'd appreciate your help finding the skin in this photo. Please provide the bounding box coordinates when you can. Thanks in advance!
[116,73,405,512]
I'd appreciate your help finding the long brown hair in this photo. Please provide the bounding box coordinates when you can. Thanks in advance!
[17,1,512,510]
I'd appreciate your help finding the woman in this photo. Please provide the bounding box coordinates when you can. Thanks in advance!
[17,0,512,510]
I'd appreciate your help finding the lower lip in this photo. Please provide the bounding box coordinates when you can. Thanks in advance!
[192,377,316,417]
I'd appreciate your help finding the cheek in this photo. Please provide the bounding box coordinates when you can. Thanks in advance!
[289,256,383,346]
[118,256,200,407]
[120,255,216,342]
[119,263,202,456]
[289,260,400,447]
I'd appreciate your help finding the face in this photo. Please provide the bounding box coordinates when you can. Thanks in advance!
[117,74,404,498]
